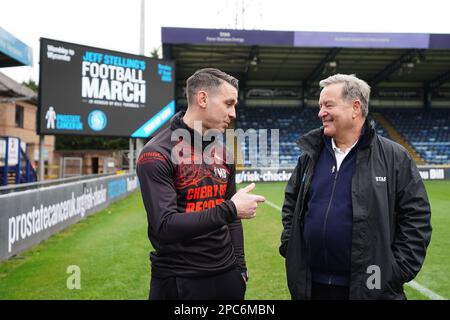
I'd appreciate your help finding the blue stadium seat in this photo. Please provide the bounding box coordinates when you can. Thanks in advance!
[378,108,450,165]
[236,106,449,167]
[236,107,321,166]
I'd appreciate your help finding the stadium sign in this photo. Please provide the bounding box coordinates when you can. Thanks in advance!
[235,167,450,183]
[0,174,139,261]
[418,167,450,180]
[38,38,175,138]
[162,27,450,49]
[236,168,294,183]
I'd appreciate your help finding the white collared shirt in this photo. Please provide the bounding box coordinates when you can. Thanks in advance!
[332,138,358,172]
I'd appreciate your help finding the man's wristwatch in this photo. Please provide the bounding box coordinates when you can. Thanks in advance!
[241,271,249,282]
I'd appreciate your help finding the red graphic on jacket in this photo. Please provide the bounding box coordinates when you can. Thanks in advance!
[172,139,230,213]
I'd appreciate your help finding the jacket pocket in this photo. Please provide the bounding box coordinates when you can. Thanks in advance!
[389,252,407,286]
[383,252,407,300]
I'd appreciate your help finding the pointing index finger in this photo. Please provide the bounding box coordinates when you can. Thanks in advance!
[252,195,266,203]
[241,183,256,193]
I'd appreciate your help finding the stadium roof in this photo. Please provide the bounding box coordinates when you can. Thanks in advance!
[0,27,33,68]
[161,27,450,90]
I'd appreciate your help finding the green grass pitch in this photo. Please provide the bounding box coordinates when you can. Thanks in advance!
[0,181,448,300]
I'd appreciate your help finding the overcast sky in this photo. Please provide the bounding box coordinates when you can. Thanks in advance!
[2,0,450,84]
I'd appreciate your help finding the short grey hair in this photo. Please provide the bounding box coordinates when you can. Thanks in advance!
[186,68,238,104]
[319,74,371,117]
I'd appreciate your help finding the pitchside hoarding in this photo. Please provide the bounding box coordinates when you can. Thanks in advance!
[0,173,139,261]
[234,167,450,183]
[236,168,294,183]
[38,38,175,138]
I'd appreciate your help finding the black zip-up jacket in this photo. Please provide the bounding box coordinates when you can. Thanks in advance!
[137,111,246,279]
[280,118,432,300]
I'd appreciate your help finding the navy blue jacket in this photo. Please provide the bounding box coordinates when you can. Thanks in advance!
[303,135,358,286]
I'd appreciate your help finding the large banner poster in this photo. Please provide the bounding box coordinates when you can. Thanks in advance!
[38,38,175,138]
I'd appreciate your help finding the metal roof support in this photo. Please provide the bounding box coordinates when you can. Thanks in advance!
[162,43,173,60]
[426,70,450,89]
[239,70,248,105]
[302,48,341,103]
[423,70,450,109]
[304,48,341,86]
[245,46,258,72]
[423,83,432,109]
[368,49,423,87]
[241,46,258,103]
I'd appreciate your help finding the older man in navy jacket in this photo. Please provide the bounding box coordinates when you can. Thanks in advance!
[280,74,432,300]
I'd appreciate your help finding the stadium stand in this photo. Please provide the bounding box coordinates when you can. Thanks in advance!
[236,106,395,167]
[379,108,450,165]
[236,106,449,166]
[164,28,450,169]
[237,107,307,166]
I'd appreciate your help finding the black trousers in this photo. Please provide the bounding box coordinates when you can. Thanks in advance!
[311,282,349,300]
[149,268,246,300]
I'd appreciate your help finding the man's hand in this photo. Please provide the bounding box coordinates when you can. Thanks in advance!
[231,183,266,219]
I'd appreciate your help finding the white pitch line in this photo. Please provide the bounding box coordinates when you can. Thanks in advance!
[262,199,447,300]
[264,199,282,211]
[406,281,447,300]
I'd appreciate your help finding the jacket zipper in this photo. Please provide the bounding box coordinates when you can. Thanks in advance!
[300,169,313,297]
[323,164,339,285]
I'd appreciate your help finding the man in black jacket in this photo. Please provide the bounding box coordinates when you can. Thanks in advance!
[137,68,265,300]
[280,74,432,300]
